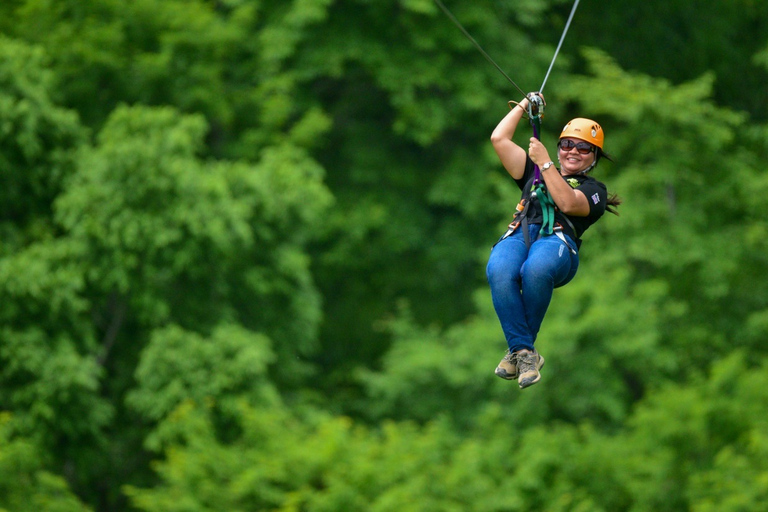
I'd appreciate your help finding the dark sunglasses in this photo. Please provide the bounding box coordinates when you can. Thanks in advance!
[558,139,596,155]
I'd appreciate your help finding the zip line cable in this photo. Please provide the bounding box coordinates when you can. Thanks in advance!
[433,0,581,98]
[539,0,580,94]
[433,1,582,196]
[433,0,527,98]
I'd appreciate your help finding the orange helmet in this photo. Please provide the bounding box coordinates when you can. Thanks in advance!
[560,118,604,149]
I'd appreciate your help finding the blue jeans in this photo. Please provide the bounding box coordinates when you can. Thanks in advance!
[486,223,579,353]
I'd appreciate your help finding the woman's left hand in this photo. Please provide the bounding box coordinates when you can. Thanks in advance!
[528,137,552,167]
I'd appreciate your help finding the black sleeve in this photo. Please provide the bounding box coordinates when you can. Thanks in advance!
[576,178,608,221]
[513,157,536,191]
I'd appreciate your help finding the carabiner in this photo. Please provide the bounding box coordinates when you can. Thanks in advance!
[526,92,545,121]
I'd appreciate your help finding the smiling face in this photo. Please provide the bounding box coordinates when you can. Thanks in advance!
[558,137,597,175]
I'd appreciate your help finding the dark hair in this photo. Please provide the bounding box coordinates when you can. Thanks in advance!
[596,148,614,163]
[606,193,622,216]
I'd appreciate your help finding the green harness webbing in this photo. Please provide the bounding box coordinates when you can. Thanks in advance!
[533,182,556,237]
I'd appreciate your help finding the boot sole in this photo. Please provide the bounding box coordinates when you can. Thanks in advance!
[495,368,518,380]
[518,373,541,388]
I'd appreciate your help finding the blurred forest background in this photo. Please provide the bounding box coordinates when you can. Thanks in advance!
[1,0,768,510]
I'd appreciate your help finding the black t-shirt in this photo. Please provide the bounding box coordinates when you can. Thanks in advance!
[513,157,607,243]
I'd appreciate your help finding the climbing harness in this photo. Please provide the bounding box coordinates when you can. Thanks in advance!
[496,194,577,256]
[434,0,582,252]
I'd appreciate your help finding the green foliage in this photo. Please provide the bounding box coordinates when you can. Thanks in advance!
[0,36,85,247]
[0,324,109,441]
[2,0,768,510]
[572,0,768,120]
[127,323,279,449]
[0,414,92,512]
[55,104,332,355]
[124,355,768,512]
[126,402,506,512]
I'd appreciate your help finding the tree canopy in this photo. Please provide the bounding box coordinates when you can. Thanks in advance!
[1,0,768,510]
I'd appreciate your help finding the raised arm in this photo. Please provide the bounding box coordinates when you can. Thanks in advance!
[490,96,531,181]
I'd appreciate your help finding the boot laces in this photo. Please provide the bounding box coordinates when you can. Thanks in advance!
[516,351,537,373]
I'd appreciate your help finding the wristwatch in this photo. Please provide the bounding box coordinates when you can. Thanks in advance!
[541,161,555,171]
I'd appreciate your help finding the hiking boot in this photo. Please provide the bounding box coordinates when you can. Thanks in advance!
[495,350,518,380]
[516,350,545,389]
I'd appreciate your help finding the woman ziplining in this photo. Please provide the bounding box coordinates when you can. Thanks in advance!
[487,95,621,388]
[434,0,621,388]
